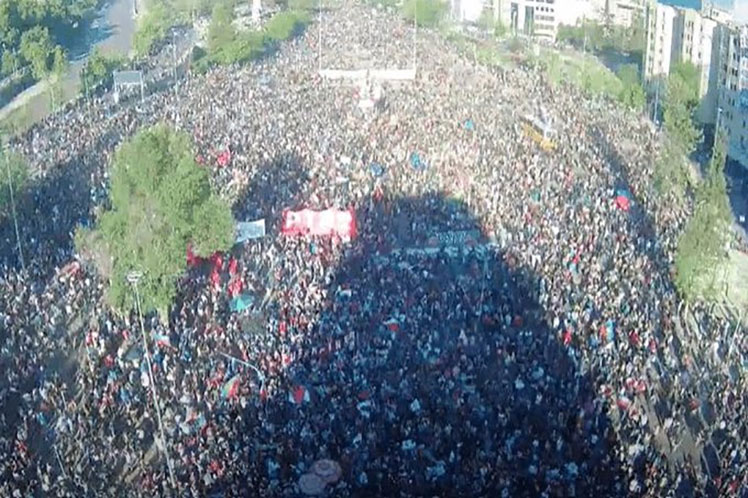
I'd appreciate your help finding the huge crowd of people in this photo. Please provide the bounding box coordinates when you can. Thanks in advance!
[1,3,748,497]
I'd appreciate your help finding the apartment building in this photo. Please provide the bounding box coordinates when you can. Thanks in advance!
[673,8,720,121]
[609,0,646,28]
[500,0,560,39]
[643,2,729,123]
[643,2,679,81]
[717,24,748,170]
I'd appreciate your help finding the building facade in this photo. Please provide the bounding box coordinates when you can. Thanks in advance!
[644,2,679,82]
[609,0,646,28]
[499,0,560,39]
[643,1,730,124]
[717,24,748,170]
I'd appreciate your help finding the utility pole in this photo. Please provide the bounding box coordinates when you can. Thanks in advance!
[2,144,25,271]
[713,106,723,154]
[126,271,177,490]
[413,0,417,74]
[172,30,180,126]
[652,79,660,124]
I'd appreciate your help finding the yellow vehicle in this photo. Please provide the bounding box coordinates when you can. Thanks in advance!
[520,114,556,152]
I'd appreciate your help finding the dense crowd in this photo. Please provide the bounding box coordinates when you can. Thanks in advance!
[1,3,748,497]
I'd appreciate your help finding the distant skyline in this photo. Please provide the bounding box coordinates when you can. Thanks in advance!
[658,0,742,15]
[736,0,748,22]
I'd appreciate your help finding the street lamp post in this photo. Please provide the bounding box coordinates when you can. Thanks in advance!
[2,144,25,271]
[126,271,177,490]
[713,106,723,154]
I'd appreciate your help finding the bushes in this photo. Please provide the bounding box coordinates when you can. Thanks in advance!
[265,10,310,42]
[196,8,310,71]
[81,48,126,94]
[402,0,447,27]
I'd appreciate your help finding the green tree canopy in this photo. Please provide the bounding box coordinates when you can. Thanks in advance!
[402,0,446,27]
[76,125,234,315]
[81,48,126,93]
[0,0,94,78]
[675,135,731,301]
[664,61,702,156]
[208,1,237,53]
[674,130,731,302]
[616,63,645,111]
[134,0,178,56]
[19,26,54,79]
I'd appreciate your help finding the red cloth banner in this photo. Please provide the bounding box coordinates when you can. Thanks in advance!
[217,149,231,168]
[281,208,357,239]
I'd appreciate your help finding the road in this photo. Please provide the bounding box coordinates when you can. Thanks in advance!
[0,0,138,123]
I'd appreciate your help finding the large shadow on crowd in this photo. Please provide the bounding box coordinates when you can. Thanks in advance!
[232,152,312,226]
[209,189,633,497]
[0,132,107,280]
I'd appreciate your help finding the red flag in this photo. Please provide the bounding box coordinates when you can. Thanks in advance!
[228,277,243,297]
[648,338,657,354]
[629,330,640,347]
[617,397,632,411]
[562,330,572,346]
[228,257,238,276]
[615,195,630,211]
[281,208,357,239]
[217,149,231,168]
[211,252,223,270]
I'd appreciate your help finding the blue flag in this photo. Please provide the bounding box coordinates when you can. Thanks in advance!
[369,163,385,177]
[410,152,427,171]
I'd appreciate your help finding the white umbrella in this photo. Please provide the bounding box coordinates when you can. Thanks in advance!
[298,473,326,496]
[312,459,342,484]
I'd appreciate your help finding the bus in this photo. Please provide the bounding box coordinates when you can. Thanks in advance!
[520,113,556,152]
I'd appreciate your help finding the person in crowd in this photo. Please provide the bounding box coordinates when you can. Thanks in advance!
[1,4,747,497]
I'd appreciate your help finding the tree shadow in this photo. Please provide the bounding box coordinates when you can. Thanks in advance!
[584,122,720,486]
[0,129,113,280]
[231,152,313,226]
[726,158,748,237]
[199,190,631,497]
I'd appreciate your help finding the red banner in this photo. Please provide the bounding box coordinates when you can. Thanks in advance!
[281,208,357,239]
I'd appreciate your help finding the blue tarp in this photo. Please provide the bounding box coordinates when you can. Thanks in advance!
[605,319,616,343]
[230,293,255,312]
[615,188,631,200]
[369,163,385,177]
[410,152,427,171]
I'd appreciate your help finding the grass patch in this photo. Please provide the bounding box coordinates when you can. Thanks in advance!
[537,49,622,99]
[0,101,39,136]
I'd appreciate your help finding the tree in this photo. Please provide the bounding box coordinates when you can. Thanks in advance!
[133,0,175,56]
[663,61,702,156]
[616,63,645,111]
[674,131,731,302]
[0,147,29,216]
[265,10,309,42]
[670,61,700,106]
[80,47,125,93]
[208,1,237,55]
[19,26,54,80]
[402,0,446,27]
[48,45,67,110]
[653,138,689,202]
[1,50,20,77]
[76,125,234,315]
